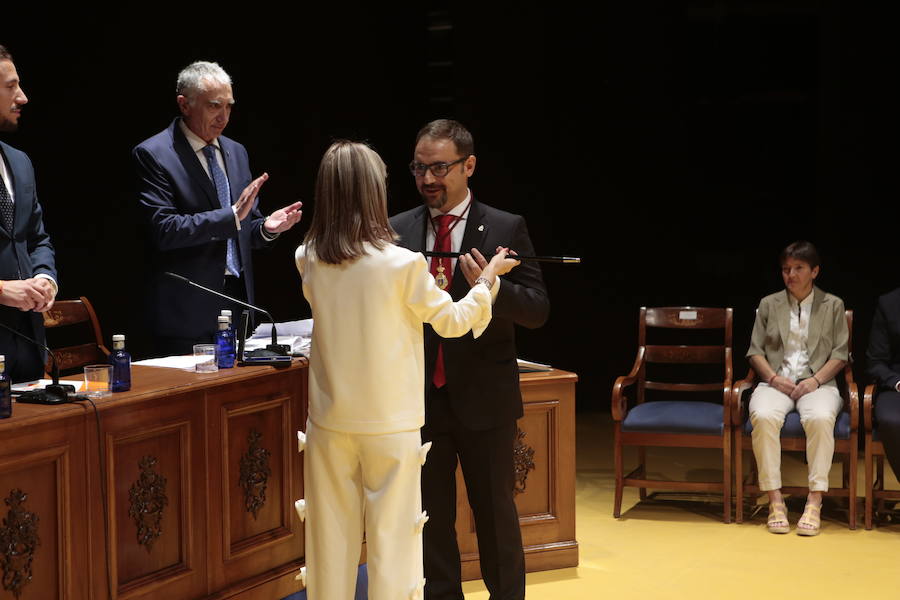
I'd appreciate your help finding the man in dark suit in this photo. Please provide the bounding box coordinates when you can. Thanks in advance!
[134,61,302,356]
[867,288,900,478]
[391,119,549,600]
[0,45,58,382]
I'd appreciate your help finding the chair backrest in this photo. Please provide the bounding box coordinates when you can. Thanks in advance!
[636,306,733,404]
[42,296,110,376]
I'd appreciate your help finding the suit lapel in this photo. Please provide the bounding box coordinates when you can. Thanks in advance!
[401,206,429,252]
[806,286,826,355]
[2,144,33,241]
[775,290,790,348]
[171,120,218,210]
[457,198,488,261]
[220,137,241,206]
[450,199,488,298]
[0,146,14,240]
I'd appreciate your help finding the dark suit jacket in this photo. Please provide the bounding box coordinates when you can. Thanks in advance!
[390,198,549,430]
[0,140,57,378]
[133,119,271,342]
[867,287,900,392]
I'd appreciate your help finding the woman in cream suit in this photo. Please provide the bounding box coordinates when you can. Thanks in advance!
[294,141,518,599]
[746,241,848,536]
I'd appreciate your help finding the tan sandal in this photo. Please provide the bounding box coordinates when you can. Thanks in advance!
[797,503,821,536]
[767,502,790,534]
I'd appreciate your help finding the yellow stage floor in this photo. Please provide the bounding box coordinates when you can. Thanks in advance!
[462,412,900,599]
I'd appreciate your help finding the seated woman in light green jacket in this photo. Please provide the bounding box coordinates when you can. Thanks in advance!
[746,241,848,536]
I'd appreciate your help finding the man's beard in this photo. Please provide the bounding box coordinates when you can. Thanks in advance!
[420,187,447,209]
[0,118,17,133]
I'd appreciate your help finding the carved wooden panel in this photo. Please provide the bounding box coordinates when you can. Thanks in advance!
[223,397,291,556]
[514,402,555,520]
[206,367,305,596]
[110,422,190,593]
[0,446,70,600]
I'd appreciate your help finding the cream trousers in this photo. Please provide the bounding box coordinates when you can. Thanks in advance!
[303,420,427,600]
[748,383,842,492]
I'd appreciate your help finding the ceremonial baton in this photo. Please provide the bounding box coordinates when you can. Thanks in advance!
[422,251,581,264]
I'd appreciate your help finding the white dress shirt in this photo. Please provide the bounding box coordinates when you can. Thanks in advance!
[778,292,814,380]
[426,189,472,274]
[425,189,500,297]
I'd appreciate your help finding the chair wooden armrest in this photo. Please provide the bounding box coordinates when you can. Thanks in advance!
[731,368,758,426]
[611,346,645,421]
[721,348,734,416]
[847,380,860,432]
[863,384,876,432]
[836,360,858,430]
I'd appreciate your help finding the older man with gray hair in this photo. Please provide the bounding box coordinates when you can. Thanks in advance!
[134,61,302,356]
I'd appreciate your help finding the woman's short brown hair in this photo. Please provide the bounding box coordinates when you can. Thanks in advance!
[779,240,821,269]
[303,141,397,265]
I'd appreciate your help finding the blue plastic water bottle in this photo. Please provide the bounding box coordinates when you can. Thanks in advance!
[110,334,132,392]
[216,316,235,368]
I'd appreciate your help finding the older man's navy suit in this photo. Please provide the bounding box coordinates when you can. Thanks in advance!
[134,118,271,353]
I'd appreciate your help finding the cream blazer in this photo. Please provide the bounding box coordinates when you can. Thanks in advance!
[296,242,492,434]
[746,287,849,387]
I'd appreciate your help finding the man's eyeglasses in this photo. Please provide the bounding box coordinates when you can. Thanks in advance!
[408,156,468,177]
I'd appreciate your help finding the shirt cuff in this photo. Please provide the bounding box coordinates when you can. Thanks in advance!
[260,223,279,242]
[232,206,242,231]
[895,381,900,393]
[34,274,58,297]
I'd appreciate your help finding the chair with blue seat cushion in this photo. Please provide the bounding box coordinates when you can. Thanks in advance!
[862,384,900,529]
[732,309,858,528]
[612,306,734,522]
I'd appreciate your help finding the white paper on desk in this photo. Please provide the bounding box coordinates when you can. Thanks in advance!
[134,355,210,370]
[243,335,310,357]
[517,358,552,372]
[12,379,85,392]
[252,319,313,339]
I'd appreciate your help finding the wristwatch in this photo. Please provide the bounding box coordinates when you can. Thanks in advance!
[474,276,493,291]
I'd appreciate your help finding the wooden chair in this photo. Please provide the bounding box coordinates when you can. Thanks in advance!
[612,306,734,523]
[862,384,900,529]
[732,309,858,528]
[42,296,110,376]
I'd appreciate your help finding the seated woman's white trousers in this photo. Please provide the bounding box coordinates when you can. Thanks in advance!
[303,420,425,600]
[748,383,843,492]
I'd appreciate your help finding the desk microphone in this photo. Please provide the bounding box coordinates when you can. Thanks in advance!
[164,272,292,361]
[0,321,77,404]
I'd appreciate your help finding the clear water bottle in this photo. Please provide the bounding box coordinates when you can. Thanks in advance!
[110,334,132,392]
[0,355,10,418]
[216,316,235,368]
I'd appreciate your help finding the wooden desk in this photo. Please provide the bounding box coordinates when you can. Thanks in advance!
[0,363,576,599]
[0,362,307,600]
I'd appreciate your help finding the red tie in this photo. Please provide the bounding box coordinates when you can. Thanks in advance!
[430,215,455,388]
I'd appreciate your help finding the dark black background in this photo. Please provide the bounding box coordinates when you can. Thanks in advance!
[3,2,894,409]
